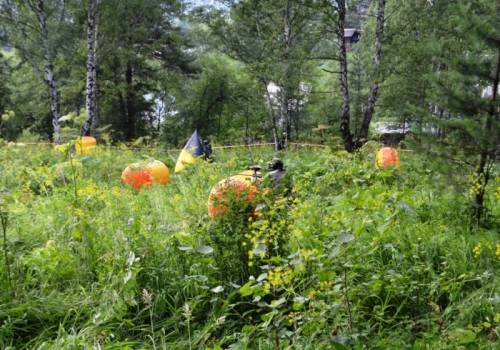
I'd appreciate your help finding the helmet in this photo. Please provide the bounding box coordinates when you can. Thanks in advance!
[268,158,284,171]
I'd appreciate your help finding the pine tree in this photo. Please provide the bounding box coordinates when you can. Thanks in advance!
[431,0,499,225]
[96,0,194,140]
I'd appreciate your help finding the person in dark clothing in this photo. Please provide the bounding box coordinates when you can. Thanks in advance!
[263,158,294,197]
[203,139,213,161]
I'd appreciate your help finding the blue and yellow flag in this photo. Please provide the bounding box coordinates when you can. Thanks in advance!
[175,130,208,173]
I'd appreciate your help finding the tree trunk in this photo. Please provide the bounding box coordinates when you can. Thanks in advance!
[473,51,500,225]
[93,16,100,128]
[262,79,281,150]
[356,0,385,146]
[125,62,136,140]
[33,0,61,143]
[278,89,291,149]
[81,0,98,136]
[352,55,363,136]
[280,1,292,148]
[336,0,355,152]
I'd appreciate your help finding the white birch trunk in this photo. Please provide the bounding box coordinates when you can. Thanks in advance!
[33,0,61,143]
[81,0,98,136]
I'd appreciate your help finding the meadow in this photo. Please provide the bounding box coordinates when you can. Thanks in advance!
[0,143,498,349]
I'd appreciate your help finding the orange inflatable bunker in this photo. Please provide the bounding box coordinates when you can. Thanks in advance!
[145,160,170,185]
[376,147,400,168]
[75,136,97,155]
[208,178,257,218]
[121,162,153,190]
[121,160,171,190]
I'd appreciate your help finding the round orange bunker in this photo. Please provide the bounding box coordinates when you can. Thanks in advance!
[122,162,153,189]
[75,136,97,155]
[208,178,257,218]
[376,147,400,168]
[146,160,170,185]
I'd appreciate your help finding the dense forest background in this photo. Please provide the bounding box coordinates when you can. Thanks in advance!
[0,0,496,150]
[2,0,498,220]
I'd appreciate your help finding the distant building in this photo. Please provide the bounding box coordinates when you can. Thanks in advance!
[374,121,410,146]
[374,121,445,146]
[344,28,361,51]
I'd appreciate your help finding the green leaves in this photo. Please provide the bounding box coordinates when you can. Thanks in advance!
[339,232,355,244]
[210,285,224,293]
[196,245,214,255]
[269,297,286,308]
[239,281,254,297]
[0,145,499,349]
[448,328,477,345]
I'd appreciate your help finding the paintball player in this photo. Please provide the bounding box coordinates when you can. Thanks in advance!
[203,139,214,161]
[262,158,294,197]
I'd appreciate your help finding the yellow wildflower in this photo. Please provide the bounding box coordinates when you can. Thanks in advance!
[307,290,317,300]
[319,280,333,290]
[473,243,482,258]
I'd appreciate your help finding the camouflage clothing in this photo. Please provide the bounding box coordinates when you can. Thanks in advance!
[263,168,294,197]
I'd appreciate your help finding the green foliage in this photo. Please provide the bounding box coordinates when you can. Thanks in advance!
[0,52,10,130]
[0,145,498,348]
[0,0,499,347]
[210,0,323,144]
[165,53,268,145]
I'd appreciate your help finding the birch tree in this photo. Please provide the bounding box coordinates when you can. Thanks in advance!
[356,0,385,145]
[81,0,99,136]
[1,0,63,142]
[29,0,61,143]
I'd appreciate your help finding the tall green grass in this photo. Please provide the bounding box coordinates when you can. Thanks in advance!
[0,144,498,349]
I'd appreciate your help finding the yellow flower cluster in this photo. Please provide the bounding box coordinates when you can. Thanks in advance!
[247,217,287,263]
[78,182,108,202]
[319,280,333,290]
[109,186,124,198]
[468,174,485,198]
[307,290,317,300]
[263,266,293,293]
[68,206,85,218]
[286,312,300,325]
[496,243,500,259]
[300,248,319,262]
[173,193,183,204]
[473,243,482,258]
[78,183,97,196]
[245,233,267,262]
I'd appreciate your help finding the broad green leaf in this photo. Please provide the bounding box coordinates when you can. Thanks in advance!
[339,232,355,244]
[270,297,286,308]
[239,281,254,297]
[210,285,224,293]
[196,245,214,254]
[178,245,193,251]
[448,328,476,345]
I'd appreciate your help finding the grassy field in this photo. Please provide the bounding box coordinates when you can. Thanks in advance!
[0,143,498,349]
